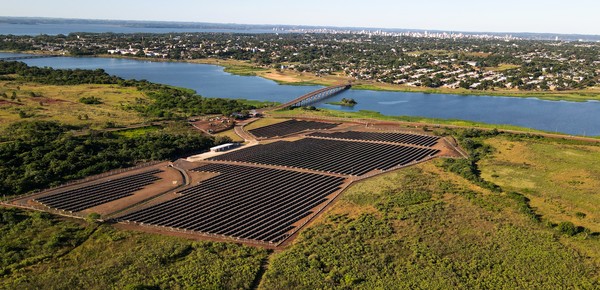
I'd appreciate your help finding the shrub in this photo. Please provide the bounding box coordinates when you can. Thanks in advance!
[79,96,103,104]
[557,221,578,236]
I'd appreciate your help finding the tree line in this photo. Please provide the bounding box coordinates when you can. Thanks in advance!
[0,121,222,196]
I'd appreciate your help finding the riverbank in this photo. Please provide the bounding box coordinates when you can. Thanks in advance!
[5,50,598,102]
[189,58,600,103]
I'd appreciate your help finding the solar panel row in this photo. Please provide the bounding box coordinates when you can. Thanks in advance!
[308,131,440,147]
[35,169,163,212]
[249,119,339,138]
[209,138,440,176]
[120,164,345,243]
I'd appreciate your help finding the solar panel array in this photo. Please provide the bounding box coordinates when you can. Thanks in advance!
[35,169,163,212]
[308,131,441,147]
[120,164,345,244]
[248,119,339,138]
[209,138,440,176]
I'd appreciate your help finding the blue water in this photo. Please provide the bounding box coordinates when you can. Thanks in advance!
[1,52,599,136]
[0,23,278,36]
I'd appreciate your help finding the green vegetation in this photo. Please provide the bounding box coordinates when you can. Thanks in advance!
[261,163,598,289]
[439,128,501,192]
[0,121,218,196]
[113,125,162,138]
[479,134,600,232]
[0,207,268,289]
[223,64,268,76]
[0,81,148,129]
[78,96,103,104]
[235,98,280,108]
[326,98,357,107]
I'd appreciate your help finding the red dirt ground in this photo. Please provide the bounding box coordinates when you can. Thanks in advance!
[0,100,23,106]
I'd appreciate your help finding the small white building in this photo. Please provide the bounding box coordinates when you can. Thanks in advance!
[210,143,239,152]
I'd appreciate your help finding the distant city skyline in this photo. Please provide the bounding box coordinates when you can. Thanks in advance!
[2,0,600,35]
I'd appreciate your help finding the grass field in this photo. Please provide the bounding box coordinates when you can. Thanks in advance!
[479,135,600,232]
[260,162,599,289]
[113,125,162,138]
[484,63,520,72]
[215,128,244,142]
[0,81,149,129]
[0,208,268,289]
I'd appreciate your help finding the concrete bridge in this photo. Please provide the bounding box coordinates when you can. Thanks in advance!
[274,84,351,110]
[0,55,61,61]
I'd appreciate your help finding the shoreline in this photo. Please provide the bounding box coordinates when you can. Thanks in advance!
[2,50,599,102]
[2,50,599,137]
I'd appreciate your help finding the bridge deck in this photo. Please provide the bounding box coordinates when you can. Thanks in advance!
[275,84,351,110]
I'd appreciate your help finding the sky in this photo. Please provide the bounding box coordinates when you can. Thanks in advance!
[2,0,599,35]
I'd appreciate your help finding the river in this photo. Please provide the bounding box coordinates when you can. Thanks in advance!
[1,52,599,136]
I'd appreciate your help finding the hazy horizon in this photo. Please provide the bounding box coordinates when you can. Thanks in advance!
[3,15,600,37]
[2,0,600,36]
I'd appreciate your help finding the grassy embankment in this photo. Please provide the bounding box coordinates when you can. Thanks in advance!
[0,81,149,130]
[0,208,268,289]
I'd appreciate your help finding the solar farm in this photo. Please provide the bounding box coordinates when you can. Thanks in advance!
[8,118,461,247]
[120,164,345,244]
[248,119,340,138]
[208,138,440,176]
